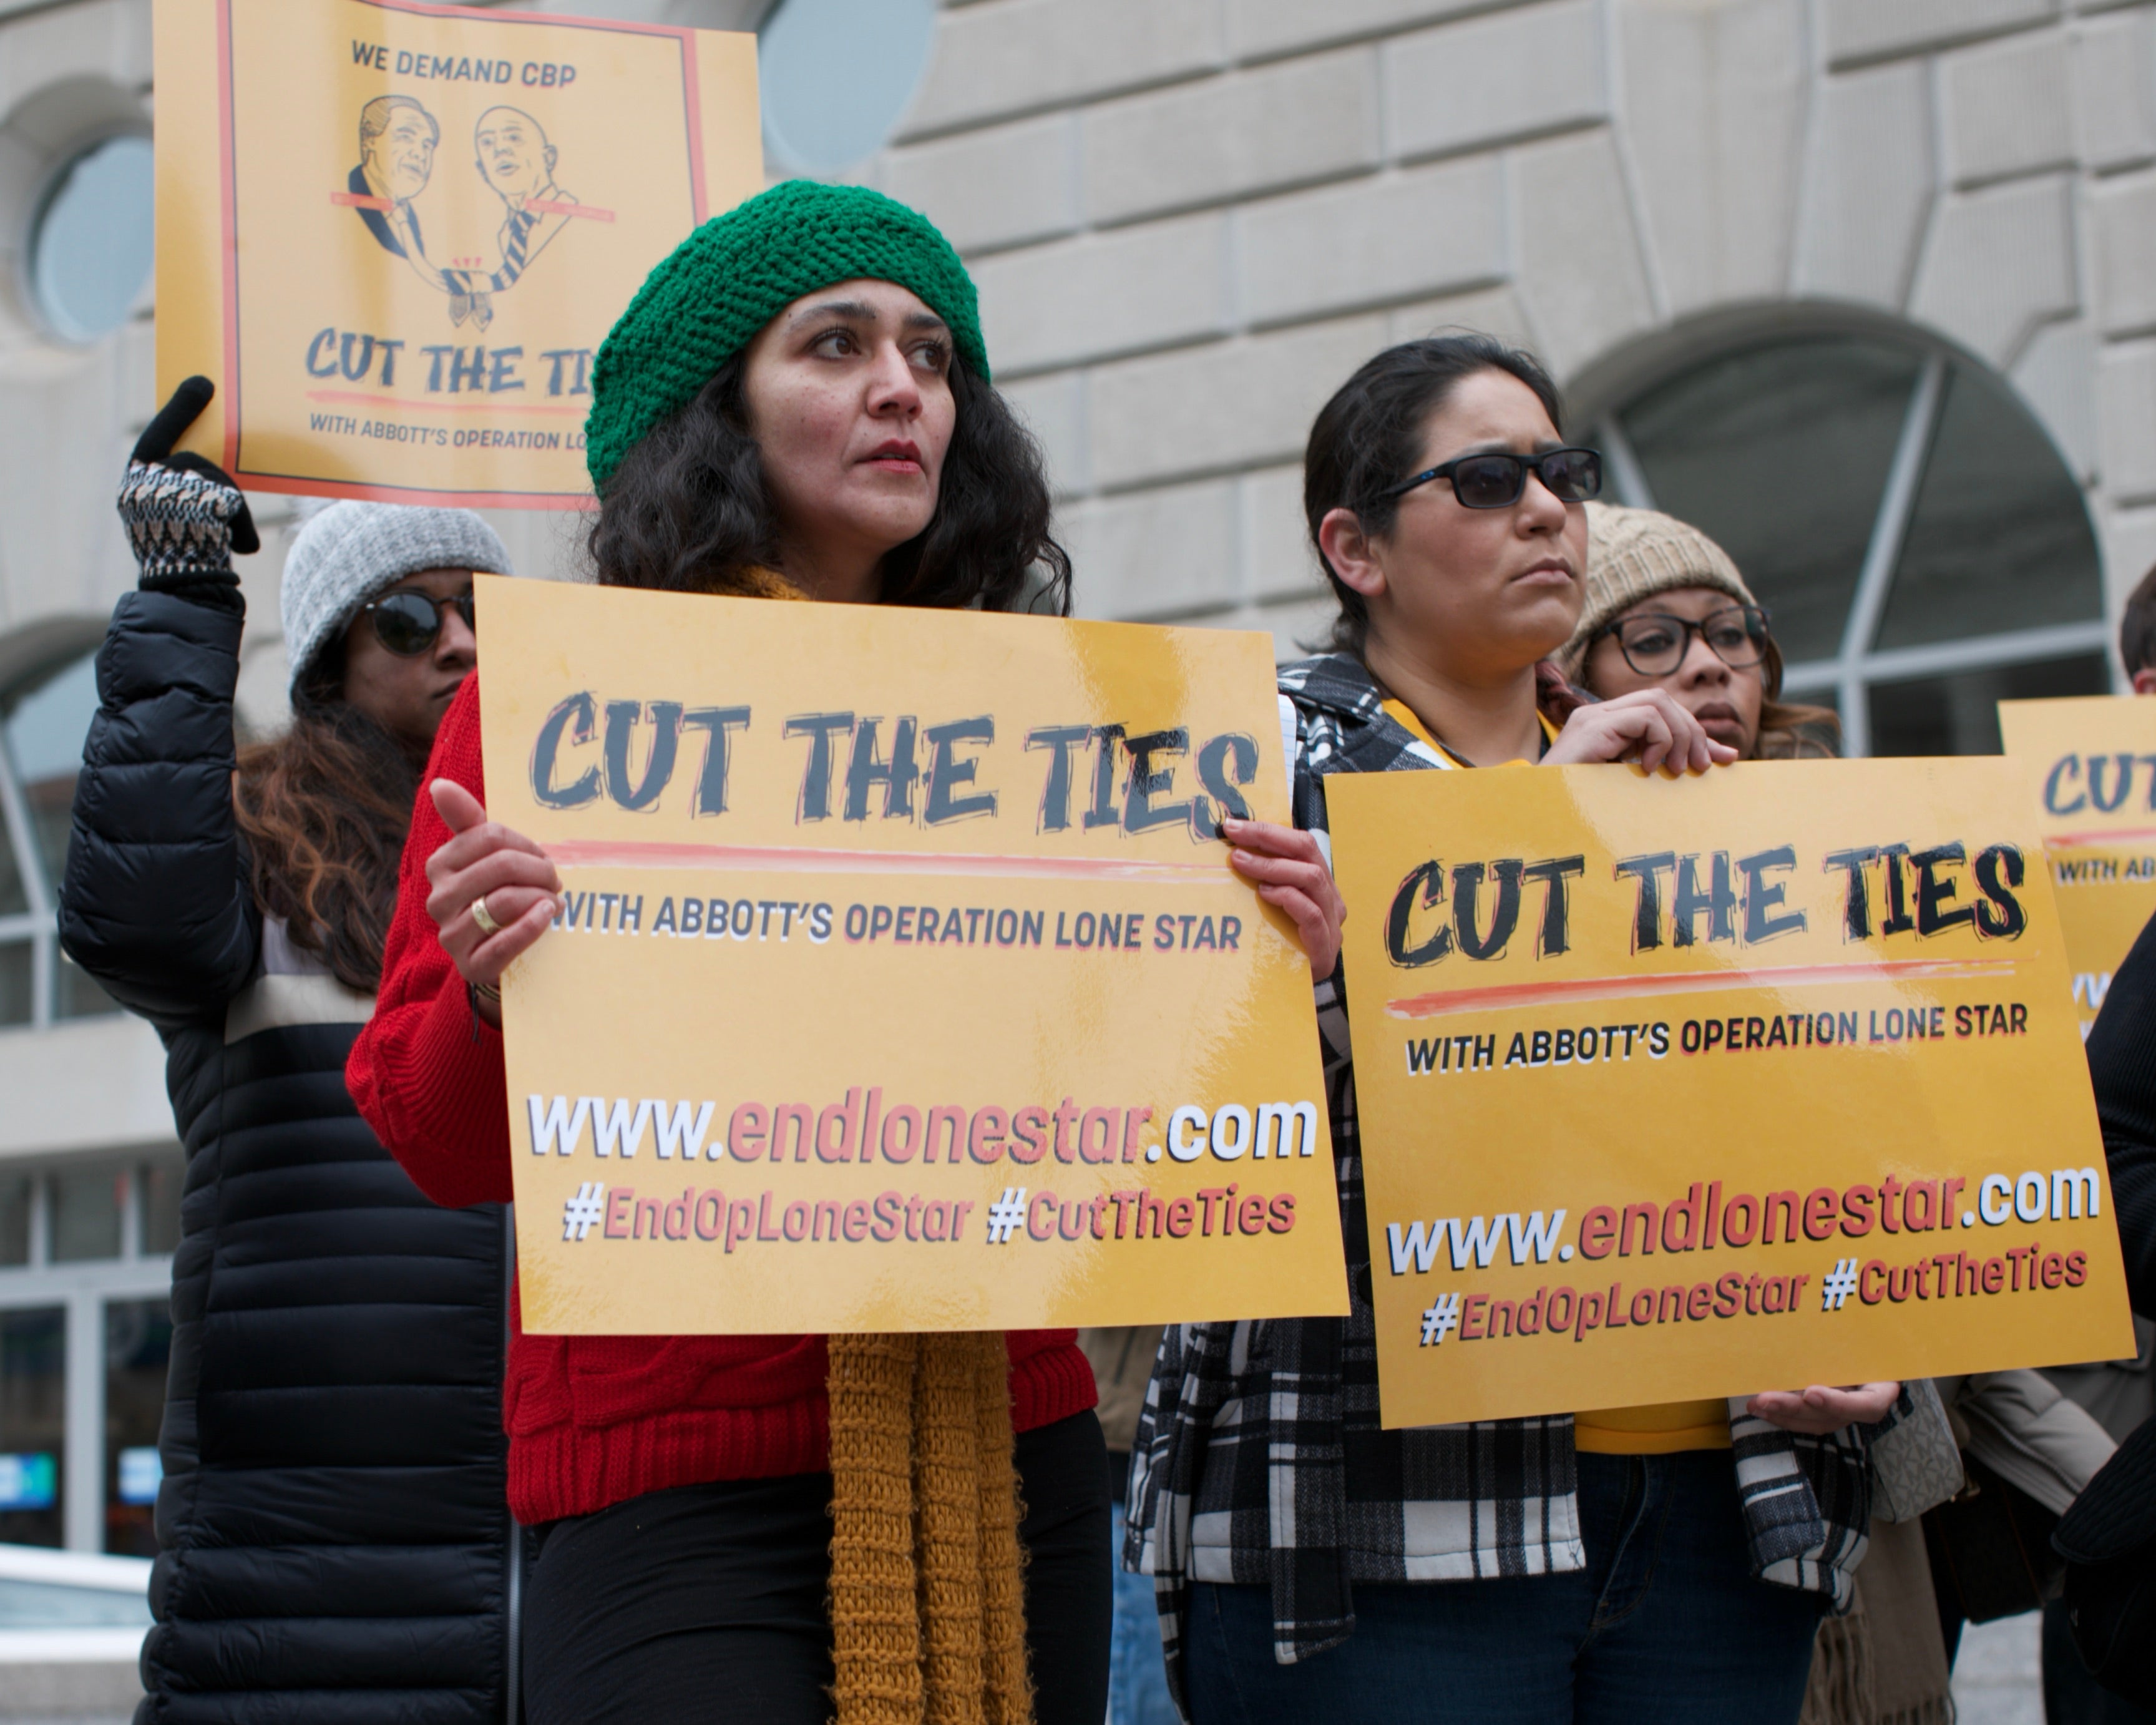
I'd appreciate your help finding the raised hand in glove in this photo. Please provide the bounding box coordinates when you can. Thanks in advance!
[117,376,260,604]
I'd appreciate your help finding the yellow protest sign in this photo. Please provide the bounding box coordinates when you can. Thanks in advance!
[1322,760,2135,1429]
[1997,695,2156,1036]
[476,579,1346,1335]
[152,0,761,507]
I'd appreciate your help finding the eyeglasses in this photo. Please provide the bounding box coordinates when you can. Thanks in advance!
[363,589,476,657]
[1383,447,1603,509]
[1594,605,1772,677]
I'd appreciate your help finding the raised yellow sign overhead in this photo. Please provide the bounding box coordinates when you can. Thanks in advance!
[153,0,762,507]
[1997,695,2156,1037]
[1322,760,2135,1430]
[476,579,1345,1335]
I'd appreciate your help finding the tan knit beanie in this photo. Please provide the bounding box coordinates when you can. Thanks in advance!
[1554,502,1757,681]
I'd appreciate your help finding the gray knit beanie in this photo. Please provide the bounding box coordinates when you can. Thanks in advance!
[281,502,513,691]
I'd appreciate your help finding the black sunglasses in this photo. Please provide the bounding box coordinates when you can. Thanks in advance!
[363,589,477,657]
[1384,447,1603,509]
[1593,604,1772,677]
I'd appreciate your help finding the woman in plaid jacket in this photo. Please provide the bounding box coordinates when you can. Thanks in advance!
[1126,334,1906,1725]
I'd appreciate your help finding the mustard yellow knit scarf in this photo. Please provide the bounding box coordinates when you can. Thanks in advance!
[827,1333,1033,1725]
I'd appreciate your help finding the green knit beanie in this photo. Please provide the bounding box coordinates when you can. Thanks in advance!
[584,179,989,494]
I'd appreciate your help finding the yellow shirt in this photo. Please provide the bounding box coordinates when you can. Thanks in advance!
[1573,1401,1732,1455]
[1380,699,1555,766]
[1380,696,1731,1456]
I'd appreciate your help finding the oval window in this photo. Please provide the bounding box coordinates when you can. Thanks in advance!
[760,0,938,173]
[29,134,155,345]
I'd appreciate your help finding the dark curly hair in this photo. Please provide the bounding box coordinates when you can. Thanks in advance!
[1304,333,1566,656]
[587,353,1070,614]
[233,642,419,994]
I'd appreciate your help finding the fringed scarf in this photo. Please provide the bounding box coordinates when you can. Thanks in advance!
[1798,1518,1955,1725]
[827,1333,1034,1725]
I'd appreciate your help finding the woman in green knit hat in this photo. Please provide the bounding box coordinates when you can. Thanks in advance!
[348,181,1344,1725]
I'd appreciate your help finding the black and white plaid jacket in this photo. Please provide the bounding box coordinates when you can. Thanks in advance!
[1124,652,1888,1706]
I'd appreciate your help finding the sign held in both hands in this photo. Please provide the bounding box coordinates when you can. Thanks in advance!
[1322,758,2136,1429]
[476,578,1345,1335]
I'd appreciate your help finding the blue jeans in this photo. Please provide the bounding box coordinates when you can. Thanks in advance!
[1184,1450,1825,1725]
[1112,1500,1181,1725]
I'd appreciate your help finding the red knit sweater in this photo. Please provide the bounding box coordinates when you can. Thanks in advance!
[346,678,1095,1526]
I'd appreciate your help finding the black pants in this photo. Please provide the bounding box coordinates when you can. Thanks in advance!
[2044,1595,2156,1724]
[524,1410,1112,1724]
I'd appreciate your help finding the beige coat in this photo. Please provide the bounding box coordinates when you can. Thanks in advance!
[1079,1327,1163,1457]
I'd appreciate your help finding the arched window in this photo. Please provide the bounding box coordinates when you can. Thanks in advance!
[759,0,938,173]
[0,645,114,1026]
[27,133,154,345]
[1582,325,2107,756]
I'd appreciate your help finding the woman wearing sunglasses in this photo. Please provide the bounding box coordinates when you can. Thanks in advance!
[1558,503,1838,761]
[1126,335,1903,1725]
[58,378,524,1722]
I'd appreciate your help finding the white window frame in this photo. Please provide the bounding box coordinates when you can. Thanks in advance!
[1586,324,2110,756]
[0,1162,176,1554]
[0,735,59,1027]
[0,635,116,1029]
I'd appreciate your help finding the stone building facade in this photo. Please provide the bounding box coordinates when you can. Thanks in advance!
[874,0,2156,751]
[0,0,2147,1560]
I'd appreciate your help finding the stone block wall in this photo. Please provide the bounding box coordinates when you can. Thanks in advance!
[859,0,2156,653]
[2,0,2153,690]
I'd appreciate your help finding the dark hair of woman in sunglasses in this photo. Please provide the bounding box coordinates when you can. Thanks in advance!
[1304,332,1732,770]
[235,567,477,992]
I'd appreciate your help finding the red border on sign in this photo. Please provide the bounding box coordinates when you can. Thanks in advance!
[215,0,240,476]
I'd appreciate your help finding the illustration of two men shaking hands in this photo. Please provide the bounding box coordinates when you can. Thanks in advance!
[349,94,582,329]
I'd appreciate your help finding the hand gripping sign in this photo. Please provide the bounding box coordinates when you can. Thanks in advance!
[477,579,1345,1335]
[153,0,763,507]
[1322,758,2135,1429]
[1997,696,2156,1038]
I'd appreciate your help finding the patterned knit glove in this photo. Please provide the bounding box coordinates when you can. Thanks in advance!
[117,376,259,602]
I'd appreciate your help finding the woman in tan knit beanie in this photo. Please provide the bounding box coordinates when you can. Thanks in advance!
[351,183,1345,1725]
[1564,507,1963,1725]
[1556,502,1839,760]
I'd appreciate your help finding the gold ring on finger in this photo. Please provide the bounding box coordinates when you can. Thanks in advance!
[471,896,504,937]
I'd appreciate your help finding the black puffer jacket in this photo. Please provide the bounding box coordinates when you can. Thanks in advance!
[2088,907,2156,1319]
[59,586,514,1724]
